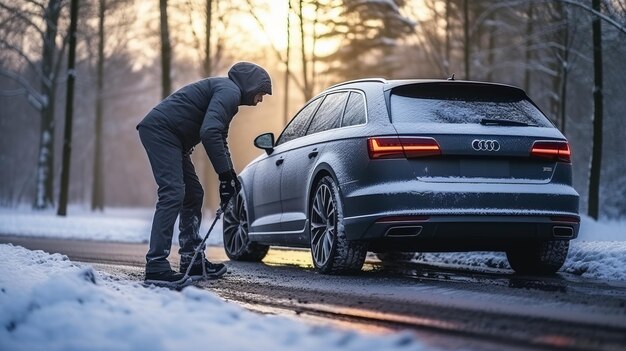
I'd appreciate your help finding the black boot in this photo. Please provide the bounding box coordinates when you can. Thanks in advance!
[180,259,227,280]
[145,270,193,289]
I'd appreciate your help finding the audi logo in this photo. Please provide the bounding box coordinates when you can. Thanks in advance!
[472,139,501,151]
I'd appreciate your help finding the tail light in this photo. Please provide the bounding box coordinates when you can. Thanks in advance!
[368,137,441,159]
[531,140,571,163]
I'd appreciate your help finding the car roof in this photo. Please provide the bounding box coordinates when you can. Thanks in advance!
[326,78,524,94]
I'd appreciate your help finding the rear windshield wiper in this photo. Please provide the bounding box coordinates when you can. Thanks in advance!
[480,118,536,127]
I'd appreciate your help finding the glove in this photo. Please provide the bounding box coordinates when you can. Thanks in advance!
[230,169,242,193]
[219,170,240,209]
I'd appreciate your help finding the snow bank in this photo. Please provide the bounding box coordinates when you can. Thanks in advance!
[0,244,426,351]
[411,240,626,281]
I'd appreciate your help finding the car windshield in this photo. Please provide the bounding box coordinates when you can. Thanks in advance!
[390,84,553,127]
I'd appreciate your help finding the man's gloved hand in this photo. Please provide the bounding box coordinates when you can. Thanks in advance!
[219,170,240,209]
[229,169,242,193]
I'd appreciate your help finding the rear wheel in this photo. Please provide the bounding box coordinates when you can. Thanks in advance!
[223,193,269,261]
[506,240,569,275]
[310,176,367,274]
[375,252,417,263]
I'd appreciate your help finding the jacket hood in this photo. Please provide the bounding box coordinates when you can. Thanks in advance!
[227,62,272,106]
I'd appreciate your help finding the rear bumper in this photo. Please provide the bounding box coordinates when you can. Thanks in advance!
[345,213,578,241]
[341,180,579,247]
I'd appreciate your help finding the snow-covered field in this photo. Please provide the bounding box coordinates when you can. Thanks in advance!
[0,206,625,281]
[0,244,426,351]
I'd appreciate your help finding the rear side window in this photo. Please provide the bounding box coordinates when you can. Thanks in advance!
[390,84,552,127]
[341,92,366,127]
[277,98,322,145]
[306,92,348,135]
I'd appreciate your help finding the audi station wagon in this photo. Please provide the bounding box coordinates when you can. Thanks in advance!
[223,79,580,275]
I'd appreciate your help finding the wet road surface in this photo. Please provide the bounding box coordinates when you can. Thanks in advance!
[2,234,626,351]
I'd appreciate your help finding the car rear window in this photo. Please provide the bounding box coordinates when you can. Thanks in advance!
[390,83,553,127]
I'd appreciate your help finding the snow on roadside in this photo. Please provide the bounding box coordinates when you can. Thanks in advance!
[0,244,427,351]
[0,207,224,245]
[410,240,626,281]
[407,214,626,281]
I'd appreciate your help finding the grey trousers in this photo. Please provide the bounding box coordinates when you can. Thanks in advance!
[138,117,204,273]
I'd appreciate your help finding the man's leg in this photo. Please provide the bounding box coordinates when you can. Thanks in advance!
[178,152,204,266]
[138,124,185,274]
[177,152,227,279]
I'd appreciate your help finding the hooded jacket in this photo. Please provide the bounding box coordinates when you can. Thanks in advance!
[138,62,272,175]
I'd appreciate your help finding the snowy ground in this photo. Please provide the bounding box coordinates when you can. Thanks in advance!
[0,206,625,281]
[0,244,427,351]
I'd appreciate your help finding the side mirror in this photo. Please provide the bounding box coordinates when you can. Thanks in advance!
[254,132,274,155]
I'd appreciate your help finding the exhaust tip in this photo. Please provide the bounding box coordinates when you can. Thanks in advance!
[553,226,574,239]
[385,226,423,237]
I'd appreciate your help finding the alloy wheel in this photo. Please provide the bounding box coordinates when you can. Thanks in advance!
[223,196,249,256]
[222,194,269,261]
[310,183,336,267]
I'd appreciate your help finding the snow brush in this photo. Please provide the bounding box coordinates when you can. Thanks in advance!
[181,204,226,282]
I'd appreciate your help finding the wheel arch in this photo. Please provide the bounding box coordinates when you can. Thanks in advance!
[237,163,257,225]
[306,163,342,224]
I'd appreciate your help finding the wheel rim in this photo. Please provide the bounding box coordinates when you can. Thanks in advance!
[310,183,336,267]
[224,196,249,255]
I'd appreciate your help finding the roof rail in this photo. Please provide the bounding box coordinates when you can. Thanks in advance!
[327,78,387,90]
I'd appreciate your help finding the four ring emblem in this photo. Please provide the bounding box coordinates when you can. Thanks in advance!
[472,139,500,151]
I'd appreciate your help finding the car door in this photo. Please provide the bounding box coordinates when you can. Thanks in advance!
[249,151,284,234]
[280,92,349,237]
[248,98,322,236]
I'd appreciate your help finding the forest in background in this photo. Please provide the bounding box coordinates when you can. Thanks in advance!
[1,0,625,218]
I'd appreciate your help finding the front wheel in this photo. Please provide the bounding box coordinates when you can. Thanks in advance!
[309,176,367,274]
[506,240,569,275]
[223,193,269,261]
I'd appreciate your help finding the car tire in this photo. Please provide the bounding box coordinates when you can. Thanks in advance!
[309,176,367,274]
[223,193,269,262]
[375,252,416,263]
[506,240,569,275]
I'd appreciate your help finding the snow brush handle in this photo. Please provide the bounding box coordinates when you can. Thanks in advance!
[182,207,225,279]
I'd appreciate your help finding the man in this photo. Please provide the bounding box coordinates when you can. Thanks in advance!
[137,62,272,288]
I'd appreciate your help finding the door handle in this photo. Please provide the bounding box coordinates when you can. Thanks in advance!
[275,158,284,166]
[308,149,319,159]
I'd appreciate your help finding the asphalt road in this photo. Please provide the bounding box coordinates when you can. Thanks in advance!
[2,234,626,351]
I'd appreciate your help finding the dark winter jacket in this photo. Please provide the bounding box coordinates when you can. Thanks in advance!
[137,62,272,174]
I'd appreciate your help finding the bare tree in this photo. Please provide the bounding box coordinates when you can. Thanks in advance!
[588,0,604,219]
[0,0,69,209]
[160,0,172,98]
[91,0,106,211]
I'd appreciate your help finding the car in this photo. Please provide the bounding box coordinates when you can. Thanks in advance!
[222,78,580,275]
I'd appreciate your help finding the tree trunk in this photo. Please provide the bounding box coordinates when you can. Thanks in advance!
[58,0,79,216]
[160,0,172,99]
[524,2,533,92]
[558,5,570,134]
[298,0,311,101]
[285,0,291,124]
[588,0,604,219]
[463,0,470,80]
[34,0,63,209]
[202,0,219,211]
[92,0,106,211]
[204,0,212,77]
[445,0,451,76]
[486,11,496,81]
